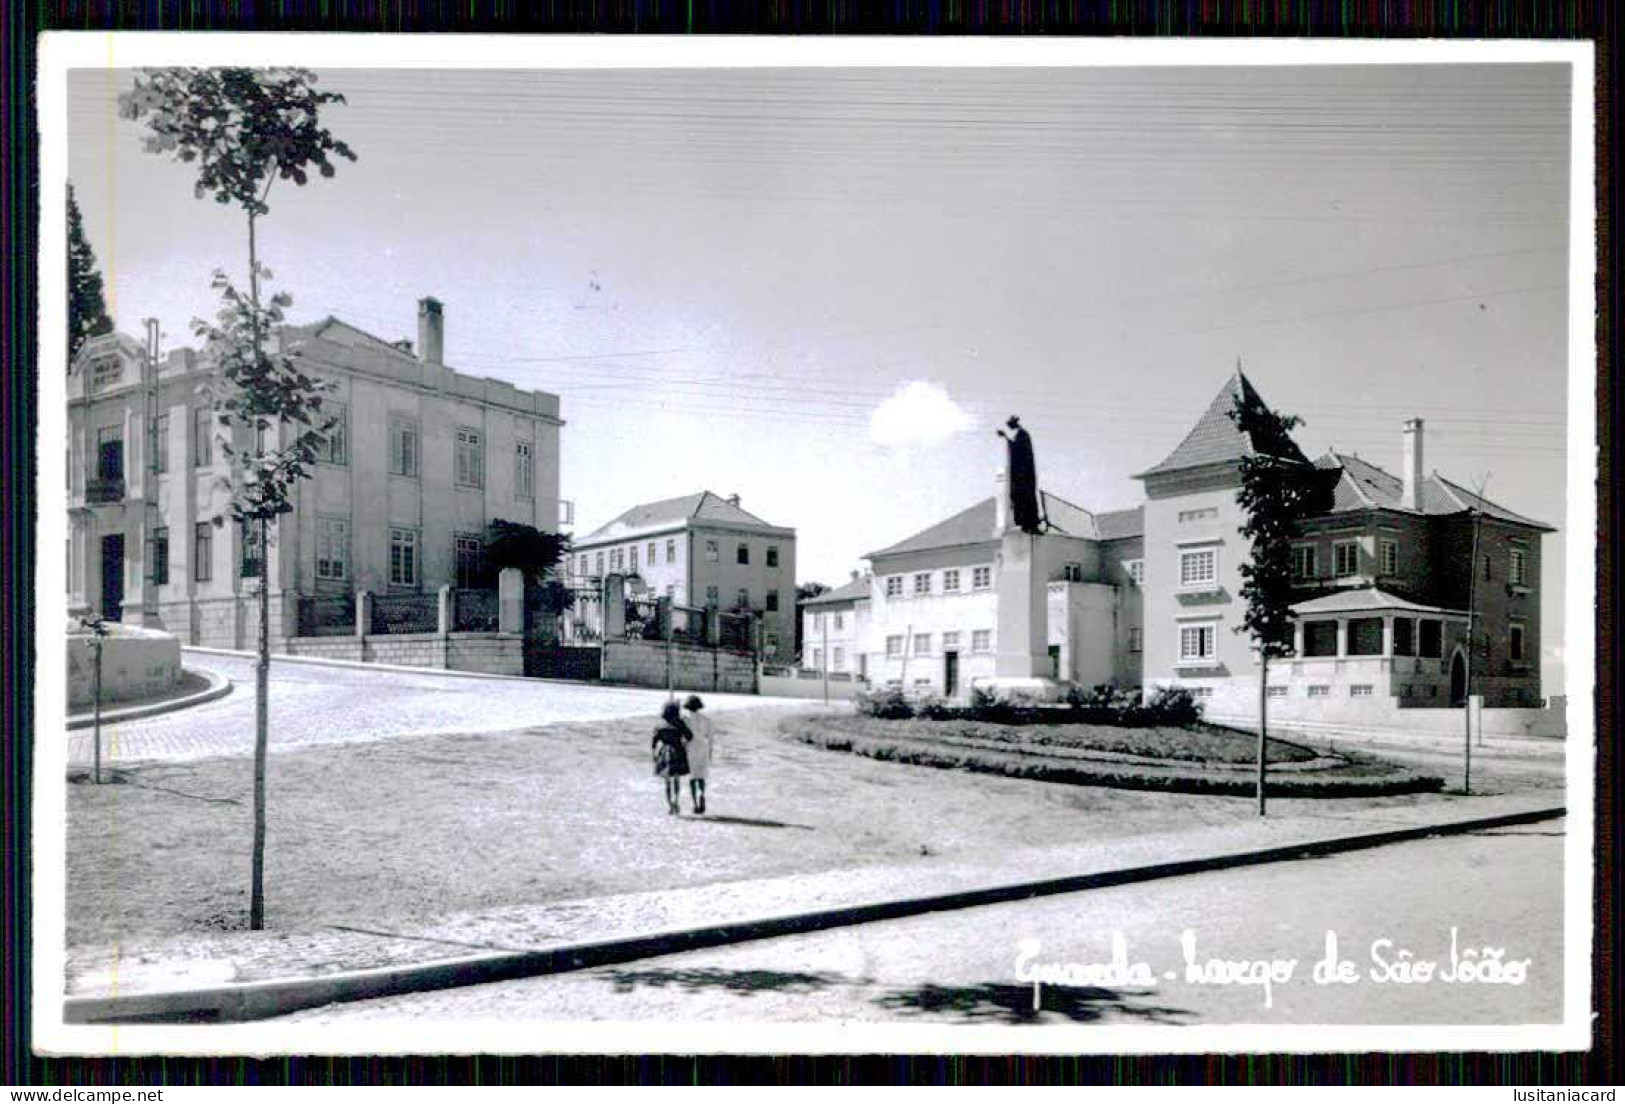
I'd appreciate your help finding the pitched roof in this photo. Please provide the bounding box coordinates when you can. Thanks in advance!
[1137,370,1311,479]
[801,576,871,607]
[1292,586,1466,618]
[577,491,783,545]
[866,490,1113,558]
[1095,506,1145,541]
[1317,452,1554,531]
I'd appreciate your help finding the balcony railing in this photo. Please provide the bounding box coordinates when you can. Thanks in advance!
[84,478,125,504]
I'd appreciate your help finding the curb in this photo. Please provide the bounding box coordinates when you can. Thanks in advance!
[63,803,1564,1024]
[182,646,546,684]
[66,668,233,731]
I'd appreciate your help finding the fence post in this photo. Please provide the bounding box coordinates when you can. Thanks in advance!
[438,585,454,636]
[355,590,373,639]
[601,574,627,639]
[498,568,525,634]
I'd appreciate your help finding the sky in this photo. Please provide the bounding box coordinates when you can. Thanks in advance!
[65,62,1575,686]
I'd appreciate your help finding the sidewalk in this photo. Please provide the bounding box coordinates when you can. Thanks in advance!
[63,790,1562,1023]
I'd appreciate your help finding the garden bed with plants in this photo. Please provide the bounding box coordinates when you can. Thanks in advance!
[779,685,1445,798]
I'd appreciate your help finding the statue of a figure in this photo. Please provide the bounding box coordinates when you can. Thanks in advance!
[997,415,1045,534]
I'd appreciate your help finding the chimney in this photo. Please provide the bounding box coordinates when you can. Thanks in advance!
[850,569,859,582]
[1402,418,1424,510]
[726,493,740,507]
[417,297,444,365]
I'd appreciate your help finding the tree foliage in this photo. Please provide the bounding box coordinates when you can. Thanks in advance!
[67,184,112,365]
[485,518,571,581]
[118,68,357,216]
[1228,389,1326,659]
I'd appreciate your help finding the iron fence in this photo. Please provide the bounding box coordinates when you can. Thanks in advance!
[371,593,438,635]
[454,588,499,632]
[296,594,356,638]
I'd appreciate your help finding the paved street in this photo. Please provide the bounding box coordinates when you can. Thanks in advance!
[64,650,804,764]
[284,822,1563,1026]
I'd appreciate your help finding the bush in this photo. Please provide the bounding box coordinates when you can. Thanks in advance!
[914,693,957,720]
[1147,686,1203,727]
[855,685,914,720]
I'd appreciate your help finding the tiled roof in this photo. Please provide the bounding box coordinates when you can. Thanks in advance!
[1292,586,1465,618]
[866,490,1106,558]
[1095,506,1145,541]
[802,577,871,606]
[1317,452,1554,531]
[577,491,782,545]
[1138,370,1307,478]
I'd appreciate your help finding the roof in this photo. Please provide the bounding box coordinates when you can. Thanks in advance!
[1292,586,1466,618]
[801,577,871,607]
[1138,370,1309,479]
[576,491,785,545]
[865,491,1132,559]
[1317,452,1554,531]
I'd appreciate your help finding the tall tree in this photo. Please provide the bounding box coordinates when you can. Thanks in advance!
[67,184,112,366]
[1229,384,1326,817]
[120,68,356,930]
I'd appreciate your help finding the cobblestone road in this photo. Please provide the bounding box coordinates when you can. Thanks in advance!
[63,651,804,764]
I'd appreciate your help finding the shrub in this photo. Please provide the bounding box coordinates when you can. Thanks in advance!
[914,693,957,720]
[855,685,914,720]
[1147,686,1203,726]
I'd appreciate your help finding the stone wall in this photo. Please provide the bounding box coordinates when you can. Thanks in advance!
[280,631,523,676]
[68,624,182,709]
[602,638,756,694]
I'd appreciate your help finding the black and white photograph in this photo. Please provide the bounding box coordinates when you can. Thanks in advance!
[33,36,1594,1055]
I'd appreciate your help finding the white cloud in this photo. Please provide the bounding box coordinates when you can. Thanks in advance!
[869,381,973,448]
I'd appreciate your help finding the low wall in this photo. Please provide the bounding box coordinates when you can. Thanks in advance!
[281,632,523,677]
[1209,703,1567,741]
[68,624,183,709]
[602,638,756,694]
[759,668,869,700]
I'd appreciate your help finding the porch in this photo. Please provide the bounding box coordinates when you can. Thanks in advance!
[1282,587,1471,708]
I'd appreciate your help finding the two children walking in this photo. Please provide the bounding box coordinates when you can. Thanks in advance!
[651,695,714,816]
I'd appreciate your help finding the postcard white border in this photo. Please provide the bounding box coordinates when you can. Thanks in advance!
[32,31,1597,1057]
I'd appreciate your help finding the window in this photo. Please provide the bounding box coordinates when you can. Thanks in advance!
[1510,549,1528,586]
[1178,623,1216,663]
[1178,507,1219,523]
[1418,619,1443,658]
[1510,623,1527,662]
[240,523,263,579]
[595,551,605,576]
[737,543,750,565]
[913,572,932,596]
[885,576,903,598]
[1333,540,1359,578]
[1303,621,1339,657]
[1187,686,1213,700]
[1062,562,1084,583]
[151,413,169,474]
[515,441,534,499]
[91,355,121,388]
[943,569,961,592]
[941,631,961,651]
[666,539,676,564]
[706,586,719,606]
[149,527,169,586]
[834,614,844,631]
[1125,560,1144,586]
[972,566,992,590]
[972,629,992,654]
[833,647,845,671]
[885,635,904,658]
[1483,555,1492,581]
[1128,628,1143,653]
[1179,548,1217,588]
[1380,539,1398,576]
[1267,685,1288,698]
[1347,618,1383,656]
[578,554,588,577]
[1307,685,1331,698]
[389,416,420,478]
[323,402,350,465]
[192,407,213,467]
[1351,684,1375,697]
[389,528,419,587]
[193,523,213,582]
[766,591,780,612]
[95,426,123,484]
[1393,618,1414,656]
[736,588,750,609]
[811,648,823,670]
[1292,545,1317,581]
[317,518,349,581]
[454,428,484,489]
[647,541,657,565]
[706,541,719,563]
[629,546,639,573]
[914,634,932,656]
[455,534,484,589]
[767,546,779,568]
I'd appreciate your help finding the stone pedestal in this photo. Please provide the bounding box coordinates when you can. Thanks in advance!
[985,528,1066,702]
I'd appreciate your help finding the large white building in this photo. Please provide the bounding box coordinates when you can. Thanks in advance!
[67,298,564,646]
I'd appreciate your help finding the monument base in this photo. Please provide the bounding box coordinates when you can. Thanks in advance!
[973,676,1070,705]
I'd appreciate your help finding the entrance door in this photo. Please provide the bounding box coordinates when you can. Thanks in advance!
[1449,650,1467,707]
[100,534,124,622]
[944,651,959,698]
[1048,644,1061,680]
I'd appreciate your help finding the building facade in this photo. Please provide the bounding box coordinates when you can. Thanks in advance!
[67,299,564,646]
[847,371,1552,719]
[799,573,872,677]
[569,492,797,663]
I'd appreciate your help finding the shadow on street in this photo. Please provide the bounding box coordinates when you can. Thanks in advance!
[873,981,1196,1025]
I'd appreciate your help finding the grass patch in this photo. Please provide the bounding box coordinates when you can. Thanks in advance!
[781,714,1445,798]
